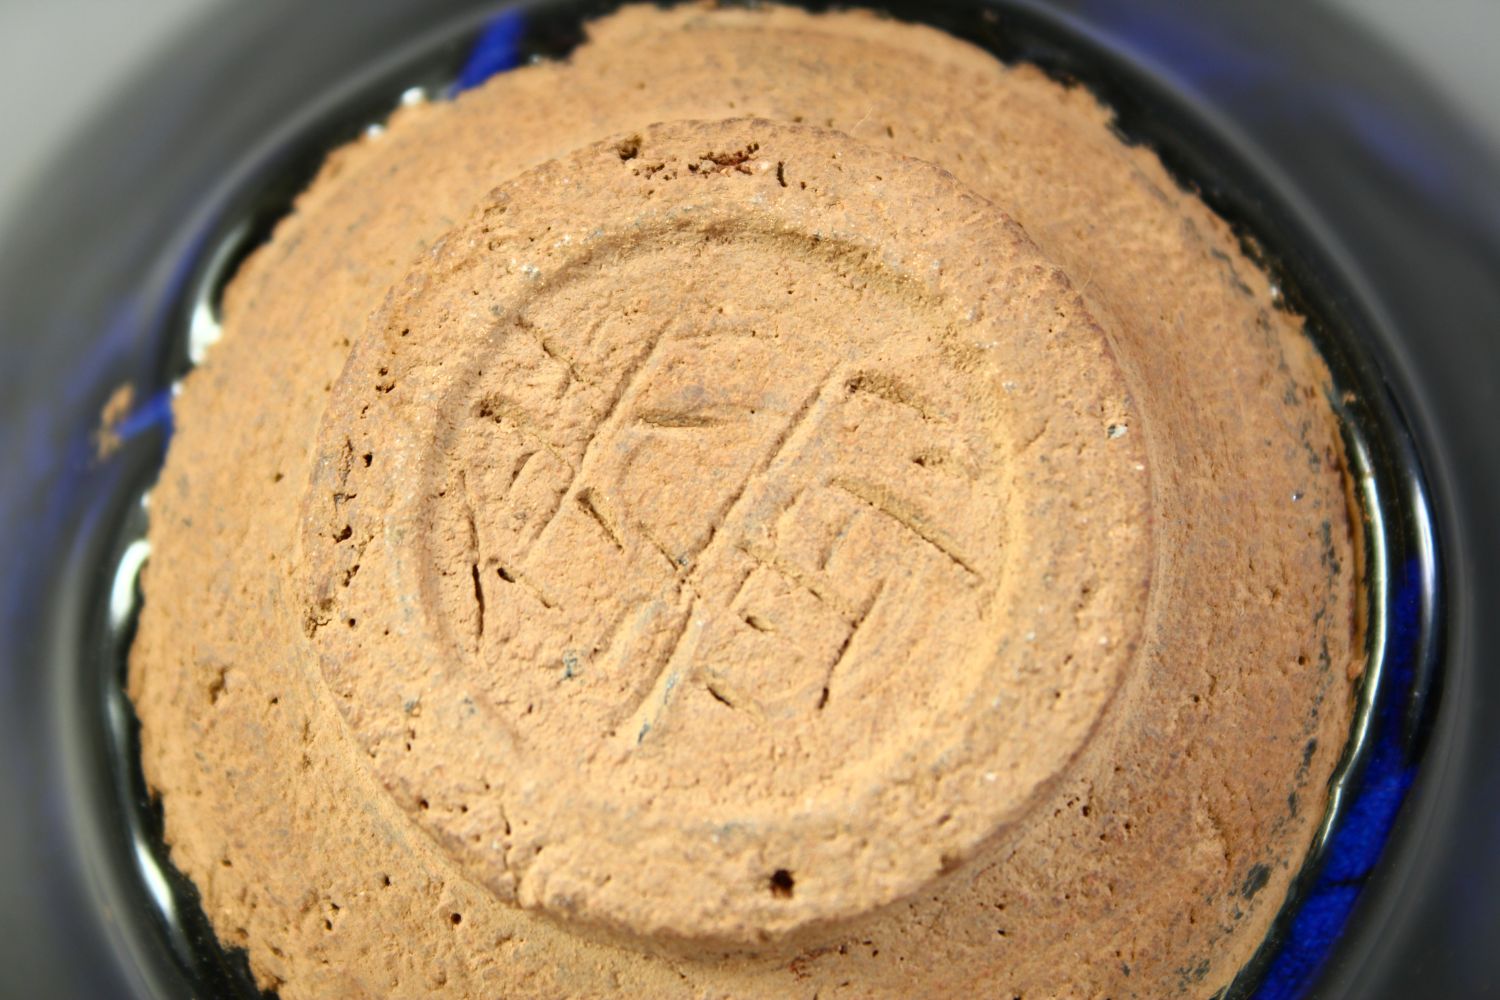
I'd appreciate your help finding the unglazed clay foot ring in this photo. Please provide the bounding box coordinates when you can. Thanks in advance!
[298,119,1153,946]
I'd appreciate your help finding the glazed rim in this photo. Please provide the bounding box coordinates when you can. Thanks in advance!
[77,5,1439,997]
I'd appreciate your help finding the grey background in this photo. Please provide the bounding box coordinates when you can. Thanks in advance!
[0,0,1498,241]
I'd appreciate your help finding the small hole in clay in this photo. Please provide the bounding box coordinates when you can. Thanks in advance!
[769,869,795,898]
[450,912,463,926]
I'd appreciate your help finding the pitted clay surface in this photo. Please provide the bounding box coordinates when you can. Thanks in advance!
[130,5,1361,999]
[299,121,1150,943]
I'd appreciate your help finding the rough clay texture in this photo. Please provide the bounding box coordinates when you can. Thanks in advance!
[129,5,1361,999]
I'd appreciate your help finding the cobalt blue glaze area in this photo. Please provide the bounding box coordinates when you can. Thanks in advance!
[453,8,527,92]
[0,2,1491,998]
[1253,555,1433,1000]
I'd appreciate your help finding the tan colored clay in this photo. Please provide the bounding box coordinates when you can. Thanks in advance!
[95,383,134,458]
[129,5,1360,999]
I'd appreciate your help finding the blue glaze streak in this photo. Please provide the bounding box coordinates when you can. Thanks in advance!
[111,390,176,446]
[1253,555,1427,1000]
[453,9,527,94]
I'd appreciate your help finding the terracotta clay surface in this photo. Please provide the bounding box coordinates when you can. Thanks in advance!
[129,5,1361,998]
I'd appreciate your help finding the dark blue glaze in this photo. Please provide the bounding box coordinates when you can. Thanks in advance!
[453,8,526,93]
[1255,555,1430,1000]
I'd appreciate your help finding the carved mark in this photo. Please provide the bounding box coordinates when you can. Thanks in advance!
[832,476,980,580]
[819,580,884,710]
[591,603,634,666]
[616,596,698,746]
[811,506,854,571]
[495,566,556,610]
[523,321,671,557]
[471,564,486,640]
[845,370,938,420]
[673,325,764,342]
[460,471,485,646]
[737,541,859,623]
[687,371,835,569]
[636,522,684,576]
[586,314,672,428]
[700,669,770,723]
[507,450,535,490]
[635,408,732,429]
[575,487,625,552]
[514,315,592,390]
[725,562,757,609]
